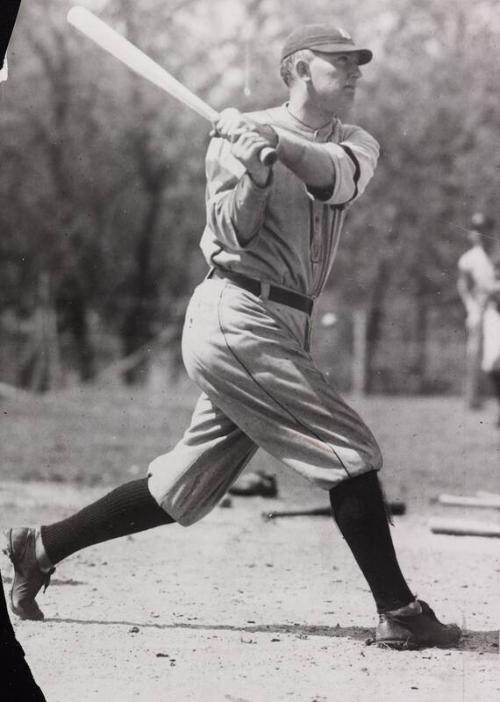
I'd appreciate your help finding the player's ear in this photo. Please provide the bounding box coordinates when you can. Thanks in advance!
[295,58,311,82]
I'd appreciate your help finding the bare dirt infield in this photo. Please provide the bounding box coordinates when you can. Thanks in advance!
[1,387,500,700]
[1,479,499,702]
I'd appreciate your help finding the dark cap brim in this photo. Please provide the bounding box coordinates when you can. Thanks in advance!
[308,44,373,65]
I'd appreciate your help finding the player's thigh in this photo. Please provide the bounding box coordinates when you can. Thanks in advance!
[148,392,257,525]
[183,282,381,488]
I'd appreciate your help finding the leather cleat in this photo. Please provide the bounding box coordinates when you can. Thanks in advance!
[375,600,461,650]
[3,527,54,621]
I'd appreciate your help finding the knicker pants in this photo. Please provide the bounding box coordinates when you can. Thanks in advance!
[148,278,382,526]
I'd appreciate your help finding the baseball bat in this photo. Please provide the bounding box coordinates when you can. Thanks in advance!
[66,7,277,166]
[262,501,406,522]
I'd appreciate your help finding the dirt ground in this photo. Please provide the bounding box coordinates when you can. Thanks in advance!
[1,479,499,702]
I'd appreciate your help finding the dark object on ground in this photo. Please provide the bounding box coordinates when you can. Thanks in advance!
[1,567,47,701]
[430,518,500,538]
[375,599,461,650]
[229,471,278,498]
[4,527,53,621]
[263,500,406,521]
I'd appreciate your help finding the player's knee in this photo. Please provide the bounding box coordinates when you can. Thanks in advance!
[364,437,383,472]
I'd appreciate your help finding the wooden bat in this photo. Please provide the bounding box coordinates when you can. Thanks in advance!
[263,501,406,521]
[66,6,277,166]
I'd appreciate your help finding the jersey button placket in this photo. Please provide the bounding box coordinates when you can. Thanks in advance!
[310,203,322,262]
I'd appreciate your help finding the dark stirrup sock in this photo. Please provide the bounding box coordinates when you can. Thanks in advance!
[40,478,174,566]
[489,370,500,399]
[329,471,414,613]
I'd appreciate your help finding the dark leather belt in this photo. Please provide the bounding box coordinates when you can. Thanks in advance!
[210,268,314,315]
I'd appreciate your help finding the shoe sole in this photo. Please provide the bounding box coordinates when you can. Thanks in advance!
[376,636,461,651]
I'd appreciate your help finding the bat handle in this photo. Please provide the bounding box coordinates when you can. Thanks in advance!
[259,146,277,167]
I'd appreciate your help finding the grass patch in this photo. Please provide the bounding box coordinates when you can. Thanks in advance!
[1,379,499,511]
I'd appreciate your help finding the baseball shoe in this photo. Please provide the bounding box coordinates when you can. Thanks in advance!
[375,600,461,650]
[3,527,54,621]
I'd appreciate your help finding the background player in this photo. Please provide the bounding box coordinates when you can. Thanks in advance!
[458,212,500,423]
[6,24,460,650]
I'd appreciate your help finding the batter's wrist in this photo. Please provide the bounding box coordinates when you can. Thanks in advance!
[247,167,272,188]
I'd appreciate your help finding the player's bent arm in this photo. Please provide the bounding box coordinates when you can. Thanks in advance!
[275,126,379,206]
[274,128,335,188]
[205,137,270,250]
[457,271,473,308]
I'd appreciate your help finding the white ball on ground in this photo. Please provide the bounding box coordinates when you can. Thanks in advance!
[321,312,337,328]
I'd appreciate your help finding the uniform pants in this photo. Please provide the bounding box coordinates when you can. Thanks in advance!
[148,278,382,526]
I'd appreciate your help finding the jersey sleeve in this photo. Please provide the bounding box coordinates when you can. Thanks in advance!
[204,137,271,251]
[457,252,470,274]
[306,126,379,207]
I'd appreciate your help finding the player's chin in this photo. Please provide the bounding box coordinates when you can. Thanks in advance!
[334,93,355,119]
[341,87,357,104]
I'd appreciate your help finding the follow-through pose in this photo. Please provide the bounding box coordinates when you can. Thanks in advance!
[6,24,460,650]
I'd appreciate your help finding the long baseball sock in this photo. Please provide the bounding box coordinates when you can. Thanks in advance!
[40,478,174,566]
[329,471,414,613]
[489,370,500,404]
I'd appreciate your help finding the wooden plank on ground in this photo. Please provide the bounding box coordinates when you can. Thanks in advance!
[476,491,500,500]
[437,494,500,509]
[430,518,500,538]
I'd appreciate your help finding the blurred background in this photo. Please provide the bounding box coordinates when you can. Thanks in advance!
[1,0,500,507]
[2,0,499,396]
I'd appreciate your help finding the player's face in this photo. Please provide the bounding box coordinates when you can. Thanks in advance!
[307,52,362,114]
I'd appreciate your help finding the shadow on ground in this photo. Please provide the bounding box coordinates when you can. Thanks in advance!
[44,617,498,653]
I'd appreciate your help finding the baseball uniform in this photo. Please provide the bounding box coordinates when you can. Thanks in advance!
[148,104,381,526]
[458,243,500,372]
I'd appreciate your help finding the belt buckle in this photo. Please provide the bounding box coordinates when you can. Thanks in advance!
[260,282,271,300]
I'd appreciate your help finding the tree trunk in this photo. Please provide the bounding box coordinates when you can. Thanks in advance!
[411,282,429,394]
[121,186,162,385]
[364,258,390,394]
[18,273,62,392]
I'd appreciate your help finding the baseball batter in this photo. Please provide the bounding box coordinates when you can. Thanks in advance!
[5,24,460,649]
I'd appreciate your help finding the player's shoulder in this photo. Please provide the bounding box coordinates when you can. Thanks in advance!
[459,246,484,268]
[339,121,379,150]
[244,105,288,126]
[458,248,472,266]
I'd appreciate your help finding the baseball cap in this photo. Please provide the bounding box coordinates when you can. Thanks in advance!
[470,212,494,233]
[281,24,373,64]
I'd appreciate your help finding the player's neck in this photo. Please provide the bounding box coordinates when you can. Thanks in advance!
[287,96,334,131]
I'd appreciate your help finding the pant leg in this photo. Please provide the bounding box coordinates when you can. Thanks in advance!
[182,279,382,492]
[148,392,258,525]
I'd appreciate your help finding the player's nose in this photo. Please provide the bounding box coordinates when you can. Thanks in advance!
[350,64,362,79]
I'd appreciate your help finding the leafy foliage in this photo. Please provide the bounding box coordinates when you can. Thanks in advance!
[1,0,500,389]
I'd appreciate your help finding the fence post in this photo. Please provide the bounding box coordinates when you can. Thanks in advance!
[464,316,483,409]
[352,308,368,396]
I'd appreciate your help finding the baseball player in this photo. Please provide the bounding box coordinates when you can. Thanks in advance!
[5,24,460,649]
[458,213,500,423]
